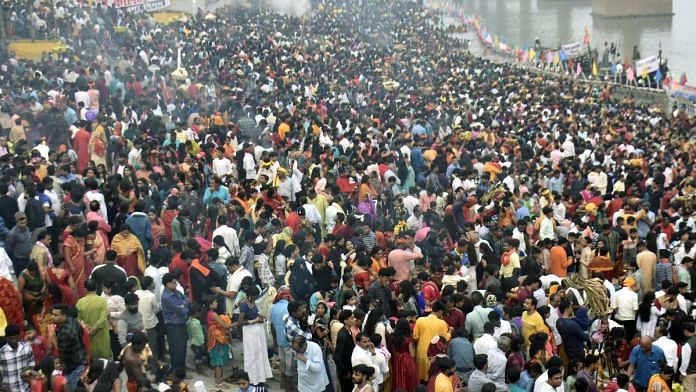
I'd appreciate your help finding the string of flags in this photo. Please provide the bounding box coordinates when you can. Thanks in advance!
[465,13,691,90]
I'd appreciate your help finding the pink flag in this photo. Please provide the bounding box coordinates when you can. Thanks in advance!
[627,67,635,82]
[522,50,529,63]
[546,51,553,64]
[576,63,582,76]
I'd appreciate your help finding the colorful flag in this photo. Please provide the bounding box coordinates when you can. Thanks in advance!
[627,67,635,82]
[546,51,553,65]
[655,69,663,86]
[680,72,688,85]
[592,62,598,77]
[529,48,536,60]
[559,50,567,61]
[641,66,648,79]
[522,50,529,63]
[611,63,617,75]
[576,63,582,76]
[553,51,560,65]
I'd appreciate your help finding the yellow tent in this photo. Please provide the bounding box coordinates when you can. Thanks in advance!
[8,40,67,61]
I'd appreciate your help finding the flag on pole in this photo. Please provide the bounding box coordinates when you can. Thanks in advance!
[627,67,635,82]
[655,68,663,86]
[592,62,598,77]
[611,63,617,75]
[553,51,560,65]
[680,72,688,85]
[547,51,553,65]
[522,50,529,63]
[559,50,567,62]
[641,66,648,79]
[576,63,582,76]
[529,48,536,60]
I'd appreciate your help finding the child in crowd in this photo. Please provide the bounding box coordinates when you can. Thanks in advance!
[25,325,47,364]
[186,304,206,375]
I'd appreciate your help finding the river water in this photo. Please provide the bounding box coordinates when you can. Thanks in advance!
[454,0,695,78]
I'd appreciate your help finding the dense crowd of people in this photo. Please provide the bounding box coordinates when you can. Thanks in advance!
[0,0,694,391]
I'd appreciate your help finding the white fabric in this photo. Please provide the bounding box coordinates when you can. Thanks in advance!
[473,333,497,355]
[242,323,274,384]
[297,340,330,392]
[135,289,159,330]
[653,336,678,371]
[0,248,14,281]
[534,371,565,392]
[212,225,240,257]
[613,287,639,321]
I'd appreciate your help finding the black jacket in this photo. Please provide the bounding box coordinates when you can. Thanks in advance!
[25,198,46,231]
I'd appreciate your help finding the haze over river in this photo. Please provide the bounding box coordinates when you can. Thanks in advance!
[456,0,696,77]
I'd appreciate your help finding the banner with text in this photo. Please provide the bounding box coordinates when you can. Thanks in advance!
[561,42,583,57]
[634,56,660,74]
[107,0,171,12]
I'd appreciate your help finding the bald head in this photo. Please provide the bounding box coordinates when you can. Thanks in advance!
[640,336,653,351]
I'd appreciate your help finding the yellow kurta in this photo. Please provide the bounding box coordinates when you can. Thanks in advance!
[435,373,454,392]
[521,310,550,347]
[310,194,328,235]
[413,314,450,381]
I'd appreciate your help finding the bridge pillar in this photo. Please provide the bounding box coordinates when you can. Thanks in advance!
[592,0,673,17]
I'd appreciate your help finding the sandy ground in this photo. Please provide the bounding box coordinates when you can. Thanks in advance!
[122,339,282,391]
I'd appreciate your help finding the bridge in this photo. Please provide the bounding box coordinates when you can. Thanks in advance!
[591,0,673,18]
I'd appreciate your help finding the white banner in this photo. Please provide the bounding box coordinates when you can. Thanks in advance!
[634,56,660,74]
[107,0,171,12]
[561,42,583,57]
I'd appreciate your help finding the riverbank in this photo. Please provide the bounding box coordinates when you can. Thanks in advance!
[442,16,673,111]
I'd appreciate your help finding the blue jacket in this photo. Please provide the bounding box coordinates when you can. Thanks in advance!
[125,212,153,250]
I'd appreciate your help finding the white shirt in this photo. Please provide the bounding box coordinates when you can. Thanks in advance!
[487,347,507,384]
[75,91,90,108]
[613,287,639,321]
[227,267,252,314]
[534,371,565,392]
[212,225,240,257]
[351,345,382,384]
[303,203,323,225]
[212,157,234,178]
[406,214,423,231]
[547,305,562,345]
[502,176,515,193]
[84,190,108,221]
[553,203,566,222]
[605,280,617,308]
[512,228,526,253]
[539,217,556,241]
[473,333,497,355]
[144,265,162,303]
[0,248,14,281]
[534,288,548,307]
[493,320,512,340]
[402,195,420,216]
[135,289,159,330]
[243,152,257,179]
[653,336,678,371]
[680,339,694,376]
[127,148,142,167]
[325,203,344,233]
[677,294,688,314]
